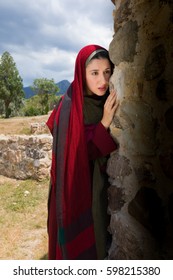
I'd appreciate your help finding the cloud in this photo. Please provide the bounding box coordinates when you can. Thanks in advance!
[0,0,114,86]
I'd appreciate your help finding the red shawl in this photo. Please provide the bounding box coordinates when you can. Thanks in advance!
[47,45,107,259]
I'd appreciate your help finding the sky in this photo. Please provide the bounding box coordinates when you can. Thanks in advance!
[0,0,115,87]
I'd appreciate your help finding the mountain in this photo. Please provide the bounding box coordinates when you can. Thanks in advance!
[56,80,70,95]
[23,86,34,99]
[23,79,70,99]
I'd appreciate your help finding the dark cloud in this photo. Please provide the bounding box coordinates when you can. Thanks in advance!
[0,0,114,86]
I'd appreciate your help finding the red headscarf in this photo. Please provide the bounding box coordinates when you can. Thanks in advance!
[47,45,107,259]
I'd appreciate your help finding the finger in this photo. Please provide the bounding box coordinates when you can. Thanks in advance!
[112,101,119,112]
[109,89,116,97]
[109,89,117,98]
[107,93,116,105]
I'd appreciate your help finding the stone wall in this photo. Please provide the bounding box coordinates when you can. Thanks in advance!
[1,0,173,260]
[108,0,173,259]
[0,134,52,181]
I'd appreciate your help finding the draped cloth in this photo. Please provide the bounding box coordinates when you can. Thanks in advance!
[83,94,113,259]
[46,45,114,259]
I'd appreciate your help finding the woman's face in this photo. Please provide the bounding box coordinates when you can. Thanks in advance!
[85,58,112,96]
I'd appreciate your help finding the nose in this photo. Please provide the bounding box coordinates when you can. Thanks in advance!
[100,72,108,84]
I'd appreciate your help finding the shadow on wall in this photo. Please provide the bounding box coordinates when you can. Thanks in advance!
[128,187,165,255]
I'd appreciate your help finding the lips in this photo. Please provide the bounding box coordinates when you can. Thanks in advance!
[98,86,107,91]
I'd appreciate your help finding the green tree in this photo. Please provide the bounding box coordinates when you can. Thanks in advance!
[0,51,24,118]
[31,78,59,115]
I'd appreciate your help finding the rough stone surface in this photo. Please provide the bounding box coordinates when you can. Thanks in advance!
[0,134,52,181]
[30,122,49,134]
[108,0,173,259]
[145,44,167,80]
[109,211,157,260]
[109,20,138,65]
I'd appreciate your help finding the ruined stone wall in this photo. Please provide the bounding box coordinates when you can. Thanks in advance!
[108,0,173,259]
[0,134,52,181]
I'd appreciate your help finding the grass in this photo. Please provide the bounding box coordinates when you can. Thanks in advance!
[0,176,49,260]
[0,114,50,135]
[18,127,32,135]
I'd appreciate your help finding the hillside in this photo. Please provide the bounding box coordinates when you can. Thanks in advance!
[23,79,70,99]
[0,114,50,135]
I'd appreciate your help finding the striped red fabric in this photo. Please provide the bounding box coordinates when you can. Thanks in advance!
[46,45,107,259]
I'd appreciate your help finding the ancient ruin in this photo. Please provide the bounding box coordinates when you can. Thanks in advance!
[108,0,173,259]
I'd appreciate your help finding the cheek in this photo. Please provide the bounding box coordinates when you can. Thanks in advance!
[86,76,95,89]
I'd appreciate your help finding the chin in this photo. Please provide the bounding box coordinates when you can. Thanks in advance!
[98,92,107,96]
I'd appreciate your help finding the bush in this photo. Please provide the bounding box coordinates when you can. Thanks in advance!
[24,106,42,116]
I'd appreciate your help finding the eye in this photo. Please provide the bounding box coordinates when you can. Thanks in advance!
[105,69,111,75]
[91,71,98,76]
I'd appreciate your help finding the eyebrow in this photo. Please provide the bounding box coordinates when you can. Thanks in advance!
[89,67,111,72]
[89,69,99,72]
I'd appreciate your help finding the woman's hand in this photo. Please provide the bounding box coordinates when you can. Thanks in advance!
[101,90,119,129]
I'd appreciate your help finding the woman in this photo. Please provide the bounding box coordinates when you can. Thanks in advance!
[46,44,118,260]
